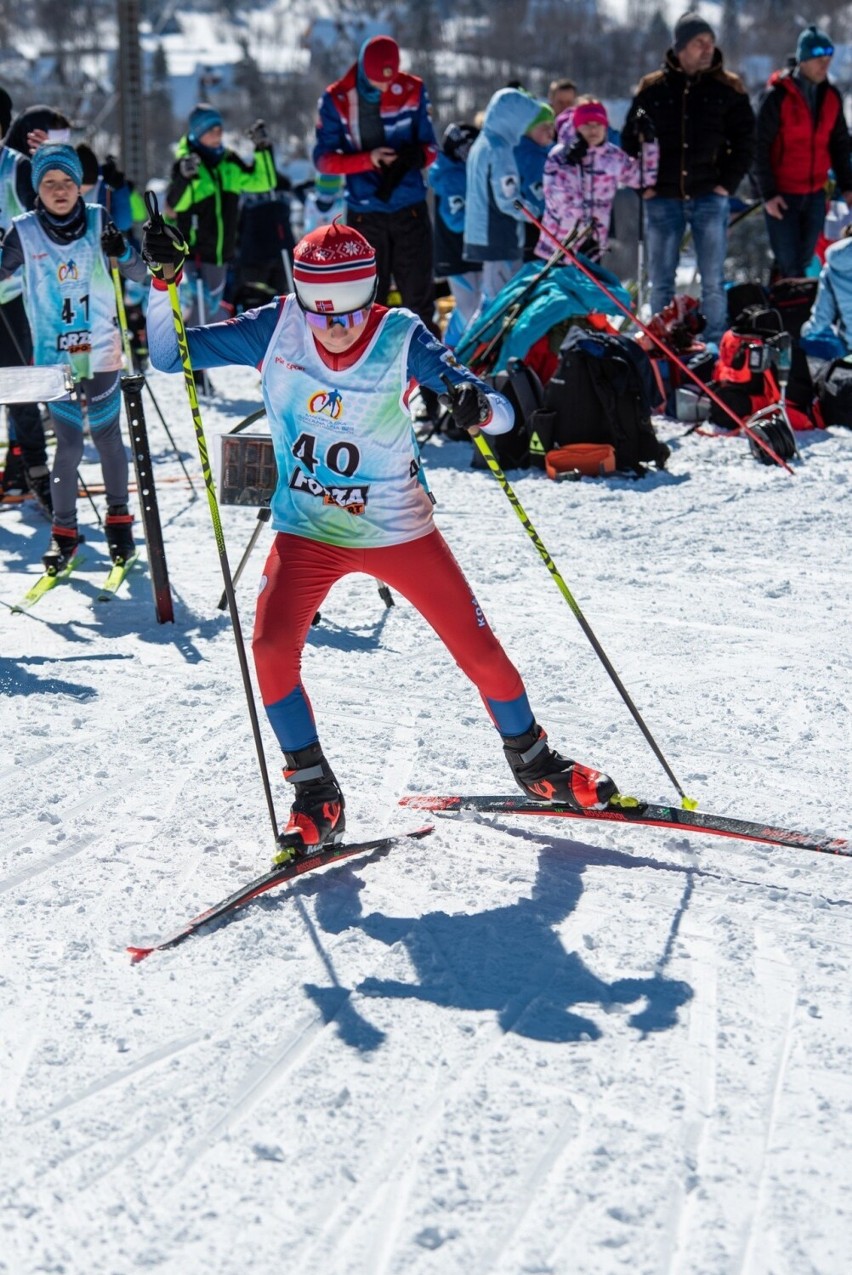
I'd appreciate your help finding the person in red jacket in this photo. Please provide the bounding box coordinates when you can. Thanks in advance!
[313,34,442,427]
[755,25,852,280]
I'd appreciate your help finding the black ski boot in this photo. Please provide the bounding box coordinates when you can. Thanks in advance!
[105,503,135,564]
[25,464,53,516]
[275,743,346,862]
[503,723,617,810]
[42,524,82,574]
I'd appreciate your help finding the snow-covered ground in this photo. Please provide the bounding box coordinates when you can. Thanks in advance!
[1,362,851,1275]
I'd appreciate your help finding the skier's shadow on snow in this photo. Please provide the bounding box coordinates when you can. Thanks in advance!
[303,842,693,1050]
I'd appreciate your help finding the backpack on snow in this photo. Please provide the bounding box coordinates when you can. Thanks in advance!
[709,307,784,428]
[710,306,821,430]
[470,358,547,470]
[541,327,669,473]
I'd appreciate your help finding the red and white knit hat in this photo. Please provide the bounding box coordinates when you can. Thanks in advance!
[292,217,377,314]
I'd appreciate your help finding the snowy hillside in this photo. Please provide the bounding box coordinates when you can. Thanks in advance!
[1,362,851,1274]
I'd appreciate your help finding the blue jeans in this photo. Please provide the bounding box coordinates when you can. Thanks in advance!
[645,193,729,343]
[763,191,826,279]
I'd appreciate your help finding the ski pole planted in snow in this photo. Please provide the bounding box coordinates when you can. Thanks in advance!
[442,375,696,810]
[144,189,282,847]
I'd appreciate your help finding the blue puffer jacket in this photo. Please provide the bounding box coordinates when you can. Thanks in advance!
[801,235,852,355]
[463,89,548,263]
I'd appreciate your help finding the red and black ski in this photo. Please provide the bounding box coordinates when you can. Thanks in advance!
[400,794,850,858]
[128,825,434,962]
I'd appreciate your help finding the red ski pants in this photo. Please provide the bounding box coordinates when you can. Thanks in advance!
[252,529,529,751]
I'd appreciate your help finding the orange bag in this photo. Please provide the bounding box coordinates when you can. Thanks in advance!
[545,443,617,480]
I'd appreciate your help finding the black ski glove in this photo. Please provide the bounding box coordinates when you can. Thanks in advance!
[564,135,589,166]
[395,141,424,171]
[634,108,656,143]
[440,380,492,433]
[101,220,128,259]
[101,154,126,189]
[142,219,189,279]
[178,153,201,180]
[246,119,271,150]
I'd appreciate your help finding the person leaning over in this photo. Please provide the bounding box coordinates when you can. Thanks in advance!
[142,216,618,856]
[621,11,755,344]
[755,25,852,281]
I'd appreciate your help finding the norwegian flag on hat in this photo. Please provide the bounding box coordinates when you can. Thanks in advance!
[292,216,377,314]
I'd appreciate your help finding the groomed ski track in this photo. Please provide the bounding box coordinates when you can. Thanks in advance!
[1,362,850,1275]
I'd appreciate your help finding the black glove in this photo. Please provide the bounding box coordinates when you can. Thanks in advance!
[395,141,424,171]
[246,119,271,150]
[178,153,201,180]
[441,380,491,432]
[564,135,589,166]
[374,141,424,201]
[634,108,656,144]
[101,154,126,189]
[101,220,128,259]
[142,218,189,279]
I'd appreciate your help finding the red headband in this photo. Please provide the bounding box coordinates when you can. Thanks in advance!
[573,102,608,129]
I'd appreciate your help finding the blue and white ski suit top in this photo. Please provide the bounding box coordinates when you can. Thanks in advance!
[146,286,513,550]
[0,202,146,381]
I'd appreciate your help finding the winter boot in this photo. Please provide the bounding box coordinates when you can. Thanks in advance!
[105,503,135,564]
[25,464,53,516]
[276,742,346,861]
[503,723,617,810]
[42,524,82,574]
[1,445,26,499]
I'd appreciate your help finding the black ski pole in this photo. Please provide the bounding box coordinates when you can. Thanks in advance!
[217,504,270,611]
[442,375,696,809]
[145,190,282,847]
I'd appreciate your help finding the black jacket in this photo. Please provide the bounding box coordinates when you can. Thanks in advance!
[622,48,755,199]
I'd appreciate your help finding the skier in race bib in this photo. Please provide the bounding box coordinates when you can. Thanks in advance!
[0,142,148,570]
[143,216,617,856]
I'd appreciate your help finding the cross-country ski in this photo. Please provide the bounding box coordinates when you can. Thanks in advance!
[401,794,851,857]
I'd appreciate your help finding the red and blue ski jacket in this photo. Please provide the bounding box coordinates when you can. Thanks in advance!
[313,64,438,215]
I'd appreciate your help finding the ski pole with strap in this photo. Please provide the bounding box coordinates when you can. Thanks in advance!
[144,190,282,848]
[109,253,198,493]
[513,200,795,474]
[442,375,696,809]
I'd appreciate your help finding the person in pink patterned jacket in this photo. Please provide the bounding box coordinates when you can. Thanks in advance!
[535,99,659,262]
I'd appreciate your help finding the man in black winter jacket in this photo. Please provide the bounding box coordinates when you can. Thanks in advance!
[622,12,755,343]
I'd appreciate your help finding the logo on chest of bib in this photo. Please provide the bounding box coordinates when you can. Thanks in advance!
[308,388,344,420]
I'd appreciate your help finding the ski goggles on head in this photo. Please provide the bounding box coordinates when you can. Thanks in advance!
[806,44,834,58]
[303,306,371,330]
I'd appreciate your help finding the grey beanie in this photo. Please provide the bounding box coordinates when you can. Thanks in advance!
[673,12,715,53]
